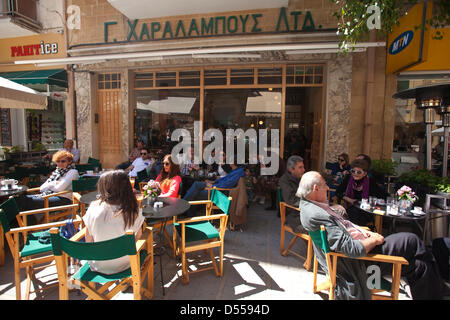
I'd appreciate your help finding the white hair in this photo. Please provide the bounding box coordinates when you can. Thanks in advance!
[296,171,323,199]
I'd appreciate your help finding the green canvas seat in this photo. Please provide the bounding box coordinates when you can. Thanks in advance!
[75,164,95,173]
[49,227,154,300]
[87,157,102,171]
[72,250,148,283]
[20,230,53,257]
[0,197,81,300]
[174,188,232,284]
[175,221,220,242]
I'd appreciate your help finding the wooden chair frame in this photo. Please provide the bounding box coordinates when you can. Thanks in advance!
[311,225,409,300]
[27,187,73,223]
[173,188,231,284]
[0,201,81,300]
[279,201,313,271]
[50,226,154,300]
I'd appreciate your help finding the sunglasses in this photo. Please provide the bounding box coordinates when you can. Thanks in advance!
[338,158,345,161]
[163,162,170,166]
[55,160,67,163]
[141,152,148,155]
[351,169,364,175]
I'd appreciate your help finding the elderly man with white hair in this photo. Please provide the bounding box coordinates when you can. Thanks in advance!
[297,171,447,300]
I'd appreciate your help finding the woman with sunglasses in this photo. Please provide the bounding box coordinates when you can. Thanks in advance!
[336,158,388,226]
[154,154,182,198]
[16,150,79,213]
[331,153,350,183]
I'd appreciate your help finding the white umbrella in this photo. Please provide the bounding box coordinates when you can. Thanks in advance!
[0,76,47,110]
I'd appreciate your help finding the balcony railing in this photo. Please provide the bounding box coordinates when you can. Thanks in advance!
[0,0,41,32]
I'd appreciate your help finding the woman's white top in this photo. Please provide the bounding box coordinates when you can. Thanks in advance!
[82,200,145,275]
[39,169,79,200]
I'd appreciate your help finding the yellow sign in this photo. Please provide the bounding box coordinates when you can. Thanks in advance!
[0,34,66,72]
[386,2,431,74]
[406,27,450,71]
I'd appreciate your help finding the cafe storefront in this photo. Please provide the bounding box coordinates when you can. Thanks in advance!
[13,0,393,170]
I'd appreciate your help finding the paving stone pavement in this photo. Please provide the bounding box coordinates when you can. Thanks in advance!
[0,202,412,301]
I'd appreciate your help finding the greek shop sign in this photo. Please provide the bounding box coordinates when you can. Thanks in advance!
[103,7,320,43]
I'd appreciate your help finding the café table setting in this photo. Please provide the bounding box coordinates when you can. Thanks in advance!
[0,178,28,198]
[358,194,426,236]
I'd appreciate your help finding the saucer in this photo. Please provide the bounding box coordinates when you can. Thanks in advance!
[411,210,425,216]
[0,185,19,191]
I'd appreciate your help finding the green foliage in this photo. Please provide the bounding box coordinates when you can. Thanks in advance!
[397,168,450,193]
[10,145,24,153]
[331,0,450,52]
[371,159,398,176]
[31,141,46,152]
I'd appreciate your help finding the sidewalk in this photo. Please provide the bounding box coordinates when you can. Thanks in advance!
[0,203,412,300]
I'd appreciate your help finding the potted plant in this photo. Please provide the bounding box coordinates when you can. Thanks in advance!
[396,185,418,215]
[371,159,398,185]
[434,177,450,209]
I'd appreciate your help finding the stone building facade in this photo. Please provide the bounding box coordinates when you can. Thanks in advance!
[60,0,394,169]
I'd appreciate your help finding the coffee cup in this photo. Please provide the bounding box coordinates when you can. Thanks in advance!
[413,206,422,213]
[1,179,18,189]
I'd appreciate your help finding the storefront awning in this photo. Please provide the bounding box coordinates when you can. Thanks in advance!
[0,69,67,88]
[0,76,48,110]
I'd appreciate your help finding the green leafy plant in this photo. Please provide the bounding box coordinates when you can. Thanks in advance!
[331,0,450,52]
[397,169,449,192]
[10,145,24,153]
[435,177,450,194]
[371,159,398,176]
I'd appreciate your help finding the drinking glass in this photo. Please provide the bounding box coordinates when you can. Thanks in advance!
[369,196,377,208]
[129,177,135,190]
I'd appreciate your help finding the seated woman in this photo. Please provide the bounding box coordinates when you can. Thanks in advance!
[16,150,79,212]
[331,153,351,184]
[336,158,388,227]
[154,154,182,198]
[83,170,145,275]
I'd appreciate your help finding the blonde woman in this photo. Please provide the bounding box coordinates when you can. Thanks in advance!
[16,150,79,211]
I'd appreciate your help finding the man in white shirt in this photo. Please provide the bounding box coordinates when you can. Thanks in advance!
[125,147,153,177]
[60,139,80,163]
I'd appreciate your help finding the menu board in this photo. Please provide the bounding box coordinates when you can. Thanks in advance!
[0,109,12,146]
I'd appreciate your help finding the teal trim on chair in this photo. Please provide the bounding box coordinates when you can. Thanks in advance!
[72,178,99,193]
[50,232,137,261]
[175,221,220,242]
[0,197,20,233]
[20,231,53,258]
[308,228,330,254]
[72,250,148,283]
[210,188,231,215]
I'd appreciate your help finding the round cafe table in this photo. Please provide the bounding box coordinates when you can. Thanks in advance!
[141,196,190,296]
[356,201,426,236]
[0,185,28,200]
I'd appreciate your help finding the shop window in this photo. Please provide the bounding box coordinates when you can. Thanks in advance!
[135,72,154,88]
[230,68,254,85]
[257,68,282,84]
[0,109,12,146]
[134,89,200,151]
[286,64,324,86]
[156,71,176,87]
[98,73,121,89]
[204,69,227,86]
[179,70,200,86]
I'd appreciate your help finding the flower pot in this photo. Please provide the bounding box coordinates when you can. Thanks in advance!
[398,199,413,216]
